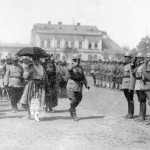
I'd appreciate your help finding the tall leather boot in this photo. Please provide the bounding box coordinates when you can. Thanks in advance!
[14,103,18,112]
[128,101,134,119]
[69,102,74,118]
[138,103,146,122]
[135,103,142,121]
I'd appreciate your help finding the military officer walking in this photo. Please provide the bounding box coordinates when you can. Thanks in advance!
[122,52,136,119]
[67,55,90,121]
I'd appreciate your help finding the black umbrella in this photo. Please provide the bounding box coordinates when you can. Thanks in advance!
[16,47,48,58]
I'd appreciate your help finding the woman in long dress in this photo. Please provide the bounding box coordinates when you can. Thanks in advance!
[20,56,46,121]
[43,56,58,112]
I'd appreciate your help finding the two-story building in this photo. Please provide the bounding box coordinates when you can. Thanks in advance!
[31,21,104,61]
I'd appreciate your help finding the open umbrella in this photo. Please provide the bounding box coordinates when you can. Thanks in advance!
[16,47,48,58]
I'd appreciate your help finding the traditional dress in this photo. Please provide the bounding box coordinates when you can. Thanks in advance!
[20,63,46,113]
[44,60,58,111]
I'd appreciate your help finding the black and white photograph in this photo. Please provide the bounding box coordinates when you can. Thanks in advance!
[0,0,150,149]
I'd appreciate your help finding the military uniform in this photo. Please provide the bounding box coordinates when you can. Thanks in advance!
[4,56,24,112]
[67,57,89,121]
[122,53,136,119]
[90,63,96,85]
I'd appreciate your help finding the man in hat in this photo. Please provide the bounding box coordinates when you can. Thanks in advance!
[4,55,24,112]
[67,55,90,121]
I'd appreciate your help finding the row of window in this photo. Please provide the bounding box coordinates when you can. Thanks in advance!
[41,40,98,49]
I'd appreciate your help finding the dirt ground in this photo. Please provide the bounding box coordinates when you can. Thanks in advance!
[0,79,150,150]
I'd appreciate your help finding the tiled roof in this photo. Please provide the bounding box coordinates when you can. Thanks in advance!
[33,23,102,36]
[102,36,125,54]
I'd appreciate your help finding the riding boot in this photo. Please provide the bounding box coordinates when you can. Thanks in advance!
[138,103,146,122]
[128,101,134,119]
[72,108,79,121]
[135,103,142,121]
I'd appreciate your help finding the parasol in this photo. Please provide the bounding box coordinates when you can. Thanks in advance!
[16,47,48,58]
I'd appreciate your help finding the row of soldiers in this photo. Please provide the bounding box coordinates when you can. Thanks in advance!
[90,60,124,90]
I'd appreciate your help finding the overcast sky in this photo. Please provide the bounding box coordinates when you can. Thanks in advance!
[0,0,150,48]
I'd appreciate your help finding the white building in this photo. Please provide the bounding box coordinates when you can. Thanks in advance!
[31,21,104,61]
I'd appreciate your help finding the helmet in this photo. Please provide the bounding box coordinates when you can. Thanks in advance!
[6,56,12,60]
[124,52,132,57]
[12,55,19,61]
[136,52,145,58]
[145,52,150,58]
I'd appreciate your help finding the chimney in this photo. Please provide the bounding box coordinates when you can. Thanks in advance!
[58,22,62,25]
[77,23,81,26]
[48,21,51,24]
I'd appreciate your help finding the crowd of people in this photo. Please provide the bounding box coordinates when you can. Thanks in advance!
[0,54,89,122]
[89,59,124,90]
[89,51,150,125]
[1,50,150,125]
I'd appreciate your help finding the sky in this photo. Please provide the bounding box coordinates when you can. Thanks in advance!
[0,0,150,49]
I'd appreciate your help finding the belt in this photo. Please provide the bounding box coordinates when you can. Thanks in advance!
[123,76,130,78]
[10,76,22,79]
[136,77,142,80]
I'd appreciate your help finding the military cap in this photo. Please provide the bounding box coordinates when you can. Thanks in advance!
[72,54,80,60]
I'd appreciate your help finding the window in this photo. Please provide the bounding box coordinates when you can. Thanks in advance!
[94,42,98,49]
[47,40,51,48]
[41,40,44,47]
[71,42,74,48]
[88,42,92,49]
[57,41,60,48]
[79,41,82,49]
[65,41,69,48]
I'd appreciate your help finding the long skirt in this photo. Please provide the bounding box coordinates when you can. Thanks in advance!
[8,87,24,104]
[45,82,58,108]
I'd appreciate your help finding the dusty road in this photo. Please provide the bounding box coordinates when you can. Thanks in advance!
[0,79,150,150]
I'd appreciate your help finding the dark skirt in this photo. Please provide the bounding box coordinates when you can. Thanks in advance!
[45,82,58,108]
[8,87,24,104]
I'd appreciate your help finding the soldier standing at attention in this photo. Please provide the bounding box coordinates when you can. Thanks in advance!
[122,52,136,119]
[142,52,150,125]
[131,53,146,122]
[67,55,90,121]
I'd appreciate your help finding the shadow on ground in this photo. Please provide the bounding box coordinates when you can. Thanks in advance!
[0,115,24,119]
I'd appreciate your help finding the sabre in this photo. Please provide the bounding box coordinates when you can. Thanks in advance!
[5,88,11,104]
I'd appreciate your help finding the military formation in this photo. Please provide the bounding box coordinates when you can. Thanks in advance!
[88,51,150,125]
[87,59,124,90]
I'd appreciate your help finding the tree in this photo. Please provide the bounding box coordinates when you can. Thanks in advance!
[137,36,150,54]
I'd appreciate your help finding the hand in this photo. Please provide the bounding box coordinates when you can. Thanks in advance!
[86,86,90,90]
[148,101,150,106]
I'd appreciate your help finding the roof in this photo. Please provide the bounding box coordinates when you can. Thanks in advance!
[0,43,31,48]
[102,36,125,55]
[33,23,102,36]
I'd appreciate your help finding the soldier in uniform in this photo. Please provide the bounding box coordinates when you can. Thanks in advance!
[142,52,150,125]
[90,61,96,86]
[122,52,136,119]
[67,55,90,121]
[131,53,146,122]
[4,56,24,112]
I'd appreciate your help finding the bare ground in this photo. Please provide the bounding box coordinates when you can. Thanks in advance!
[0,79,150,150]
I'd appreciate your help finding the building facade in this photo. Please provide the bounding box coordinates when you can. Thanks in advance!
[31,22,104,61]
[0,43,30,58]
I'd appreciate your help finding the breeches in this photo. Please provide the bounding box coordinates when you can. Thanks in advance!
[136,90,146,103]
[123,89,134,102]
[68,91,82,108]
